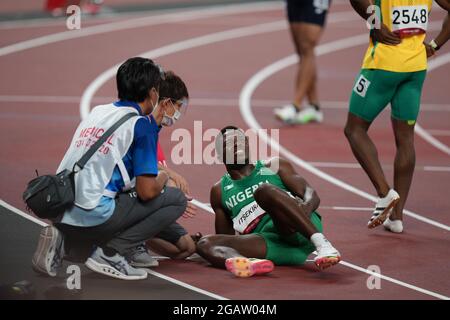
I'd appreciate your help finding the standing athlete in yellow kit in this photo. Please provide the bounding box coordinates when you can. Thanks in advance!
[344,0,450,232]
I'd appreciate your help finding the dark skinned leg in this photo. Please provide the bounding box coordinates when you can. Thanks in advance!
[390,118,416,221]
[290,22,323,108]
[344,113,391,197]
[253,183,318,238]
[196,234,266,269]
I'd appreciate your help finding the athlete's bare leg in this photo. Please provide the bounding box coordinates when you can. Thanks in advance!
[390,118,416,221]
[147,234,196,260]
[196,234,267,269]
[197,184,320,268]
[253,183,318,237]
[344,113,391,197]
[290,22,323,108]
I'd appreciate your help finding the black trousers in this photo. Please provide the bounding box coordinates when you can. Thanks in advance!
[57,187,187,259]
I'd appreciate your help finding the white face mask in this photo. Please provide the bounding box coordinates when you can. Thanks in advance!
[161,100,181,127]
[150,89,159,111]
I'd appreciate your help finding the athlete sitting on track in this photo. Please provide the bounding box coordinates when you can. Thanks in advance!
[196,126,341,277]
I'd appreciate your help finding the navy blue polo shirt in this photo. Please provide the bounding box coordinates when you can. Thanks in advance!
[61,100,161,227]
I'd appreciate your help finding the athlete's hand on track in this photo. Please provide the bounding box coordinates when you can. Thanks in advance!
[182,196,197,219]
[371,23,401,45]
[424,43,436,58]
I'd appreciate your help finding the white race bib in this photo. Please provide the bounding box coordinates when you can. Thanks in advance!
[232,201,266,234]
[391,5,428,35]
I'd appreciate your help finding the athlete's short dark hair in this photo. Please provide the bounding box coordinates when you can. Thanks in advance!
[116,57,164,102]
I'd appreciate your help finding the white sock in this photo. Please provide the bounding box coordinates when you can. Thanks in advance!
[310,233,328,248]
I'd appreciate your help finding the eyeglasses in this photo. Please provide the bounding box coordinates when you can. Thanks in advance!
[160,97,189,113]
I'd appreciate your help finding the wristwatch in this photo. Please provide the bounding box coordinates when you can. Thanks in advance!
[429,39,441,51]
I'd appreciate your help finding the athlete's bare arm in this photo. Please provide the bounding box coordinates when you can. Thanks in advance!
[350,0,401,45]
[210,182,235,235]
[268,157,320,215]
[433,0,450,49]
[349,0,373,20]
[435,0,450,11]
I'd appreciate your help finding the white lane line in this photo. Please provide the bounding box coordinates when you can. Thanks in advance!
[414,53,450,156]
[0,198,228,300]
[239,35,450,232]
[79,20,449,300]
[7,196,445,299]
[424,166,450,172]
[189,199,449,300]
[8,6,445,299]
[1,95,449,112]
[0,199,47,227]
[338,261,449,300]
[0,1,284,57]
[310,162,450,173]
[321,206,373,211]
[0,9,354,302]
[415,124,450,156]
[145,269,227,300]
[0,0,353,30]
[79,10,359,119]
[80,19,287,119]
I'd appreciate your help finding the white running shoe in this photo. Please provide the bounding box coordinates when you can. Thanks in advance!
[85,247,148,280]
[274,104,298,123]
[126,244,159,268]
[368,189,400,229]
[383,218,404,233]
[294,106,323,124]
[32,225,65,277]
[314,242,341,270]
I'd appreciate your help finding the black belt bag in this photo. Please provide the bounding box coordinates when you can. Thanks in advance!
[23,112,138,219]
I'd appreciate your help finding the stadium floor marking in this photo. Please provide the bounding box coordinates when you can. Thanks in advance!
[239,35,450,232]
[8,8,449,281]
[2,198,447,299]
[0,199,228,300]
[1,95,449,113]
[0,7,354,301]
[0,1,284,57]
[190,200,448,300]
[78,9,360,119]
[2,4,448,300]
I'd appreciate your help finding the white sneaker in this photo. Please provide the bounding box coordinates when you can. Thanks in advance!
[383,218,403,233]
[314,243,341,270]
[32,226,65,277]
[294,106,323,124]
[85,247,148,280]
[274,104,298,123]
[127,244,159,268]
[368,189,400,229]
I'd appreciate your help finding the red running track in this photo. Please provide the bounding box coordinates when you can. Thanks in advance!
[0,1,449,299]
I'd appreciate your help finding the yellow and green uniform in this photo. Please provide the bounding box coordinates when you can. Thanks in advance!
[349,0,430,123]
[220,160,323,265]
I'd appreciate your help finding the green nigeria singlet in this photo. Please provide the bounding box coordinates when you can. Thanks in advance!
[220,160,323,265]
[220,160,291,234]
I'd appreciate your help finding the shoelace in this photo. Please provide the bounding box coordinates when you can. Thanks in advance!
[134,244,149,255]
[51,246,63,270]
